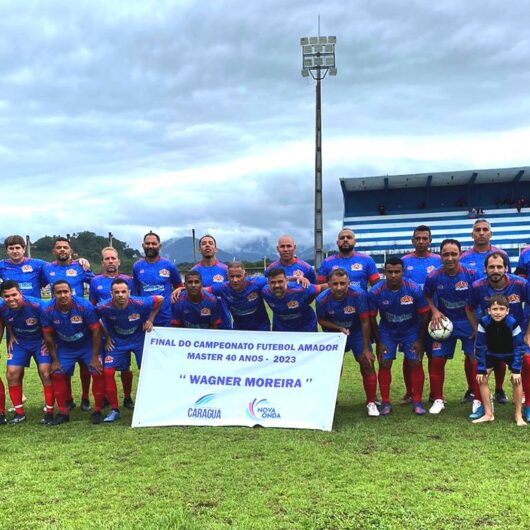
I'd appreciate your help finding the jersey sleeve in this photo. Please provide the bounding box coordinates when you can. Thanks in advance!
[82,301,100,329]
[210,299,224,329]
[366,257,380,284]
[423,273,435,298]
[475,320,488,374]
[317,261,330,283]
[305,267,317,284]
[357,291,370,320]
[511,321,524,374]
[88,279,98,305]
[170,263,183,288]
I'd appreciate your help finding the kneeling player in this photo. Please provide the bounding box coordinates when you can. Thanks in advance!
[316,268,378,416]
[96,279,162,422]
[473,294,526,426]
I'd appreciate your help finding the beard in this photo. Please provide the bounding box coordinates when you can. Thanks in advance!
[145,248,159,258]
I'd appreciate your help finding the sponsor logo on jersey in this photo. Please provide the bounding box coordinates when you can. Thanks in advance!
[200,308,211,316]
[287,301,299,309]
[70,315,83,324]
[159,268,170,278]
[344,306,356,314]
[407,265,413,270]
[432,341,442,349]
[21,265,33,272]
[382,300,390,305]
[455,281,468,291]
[508,294,520,303]
[213,274,224,282]
[66,268,77,277]
[247,292,258,301]
[128,313,140,321]
[400,295,414,305]
[25,318,38,326]
[351,263,363,271]
[97,285,103,290]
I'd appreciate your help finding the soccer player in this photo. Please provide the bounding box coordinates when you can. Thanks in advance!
[423,239,479,413]
[265,235,317,283]
[96,279,163,422]
[171,271,223,329]
[262,268,324,332]
[515,243,530,278]
[317,228,380,290]
[401,225,442,404]
[133,231,182,327]
[472,295,526,426]
[208,262,270,331]
[316,268,378,416]
[0,281,55,424]
[0,300,7,424]
[369,256,430,415]
[41,281,105,425]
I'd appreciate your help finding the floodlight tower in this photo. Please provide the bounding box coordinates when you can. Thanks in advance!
[300,34,336,270]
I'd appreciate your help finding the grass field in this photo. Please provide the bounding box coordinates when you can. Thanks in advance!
[1,350,529,530]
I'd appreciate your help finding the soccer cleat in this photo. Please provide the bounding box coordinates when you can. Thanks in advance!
[412,402,426,415]
[123,397,134,410]
[524,405,530,423]
[40,413,54,425]
[66,399,77,411]
[366,402,380,417]
[52,413,70,425]
[91,411,103,424]
[81,399,92,412]
[399,394,413,405]
[8,394,28,413]
[103,409,121,423]
[9,413,26,424]
[0,414,6,425]
[429,399,445,415]
[494,389,509,404]
[469,404,485,420]
[379,402,392,416]
[461,389,475,403]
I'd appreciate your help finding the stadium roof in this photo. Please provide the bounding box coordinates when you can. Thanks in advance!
[340,166,530,192]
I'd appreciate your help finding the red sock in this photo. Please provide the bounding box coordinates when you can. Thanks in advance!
[0,378,5,414]
[104,368,119,410]
[79,362,91,401]
[410,363,425,403]
[494,361,506,392]
[91,373,105,412]
[522,355,530,407]
[378,366,392,403]
[8,384,25,415]
[471,358,482,403]
[66,375,73,402]
[362,372,377,403]
[43,384,55,414]
[429,357,446,400]
[402,359,412,396]
[121,370,133,398]
[52,374,69,414]
[464,356,474,390]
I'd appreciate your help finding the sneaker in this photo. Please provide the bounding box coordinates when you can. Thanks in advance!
[0,414,6,425]
[380,402,392,416]
[412,402,426,415]
[494,389,509,404]
[91,411,103,424]
[9,413,26,424]
[103,409,121,423]
[524,405,530,423]
[52,413,70,425]
[367,402,380,417]
[81,399,92,412]
[461,389,475,403]
[429,399,445,415]
[469,404,485,420]
[66,399,76,411]
[399,394,413,405]
[123,397,134,410]
[40,412,54,425]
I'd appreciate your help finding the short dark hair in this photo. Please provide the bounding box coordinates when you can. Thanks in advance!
[413,225,431,237]
[440,239,461,253]
[52,280,71,293]
[485,251,508,268]
[1,280,21,294]
[4,235,25,249]
[227,261,245,271]
[329,268,349,280]
[488,293,509,309]
[111,278,129,289]
[53,237,70,247]
[267,267,287,280]
[199,234,217,246]
[143,231,161,243]
[184,270,202,283]
[385,256,403,269]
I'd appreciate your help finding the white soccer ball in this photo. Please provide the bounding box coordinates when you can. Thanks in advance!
[428,317,453,341]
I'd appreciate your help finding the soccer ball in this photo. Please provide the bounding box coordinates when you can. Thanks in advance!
[428,318,453,341]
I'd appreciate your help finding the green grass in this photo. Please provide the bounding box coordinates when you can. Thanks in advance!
[1,352,528,530]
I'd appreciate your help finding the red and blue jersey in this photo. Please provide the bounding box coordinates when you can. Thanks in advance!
[460,246,510,275]
[470,274,529,326]
[516,245,530,278]
[41,296,99,351]
[96,296,156,350]
[265,258,317,284]
[402,252,442,289]
[369,279,429,338]
[171,290,223,329]
[423,265,479,322]
[43,260,95,297]
[89,274,133,305]
[209,277,270,331]
[0,295,43,345]
[0,258,48,298]
[262,283,322,332]
[133,257,182,325]
[317,252,379,290]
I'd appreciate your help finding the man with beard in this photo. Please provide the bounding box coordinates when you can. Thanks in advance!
[265,235,316,283]
[317,228,380,290]
[133,231,182,327]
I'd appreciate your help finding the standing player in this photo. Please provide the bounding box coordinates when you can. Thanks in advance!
[317,228,380,290]
[423,239,479,414]
[265,235,317,283]
[41,281,105,425]
[515,243,530,278]
[316,268,378,416]
[369,257,430,415]
[96,279,162,422]
[0,281,55,424]
[0,306,5,425]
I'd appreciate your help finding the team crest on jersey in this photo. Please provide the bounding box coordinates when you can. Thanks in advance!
[400,295,414,305]
[21,265,33,272]
[104,355,114,363]
[26,318,38,326]
[287,301,299,309]
[344,306,356,314]
[128,313,140,321]
[66,269,77,277]
[213,274,224,282]
[432,341,442,350]
[351,263,363,271]
[508,294,520,303]
[159,269,170,278]
[427,266,435,273]
[70,316,82,324]
[7,353,13,360]
[247,292,258,301]
[455,281,468,291]
[406,265,413,270]
[293,270,303,277]
[382,300,390,305]
[200,308,211,316]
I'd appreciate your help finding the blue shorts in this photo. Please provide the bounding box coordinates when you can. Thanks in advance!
[485,354,517,372]
[430,319,474,359]
[56,345,95,376]
[346,331,368,360]
[379,330,420,362]
[7,340,51,367]
[104,350,133,371]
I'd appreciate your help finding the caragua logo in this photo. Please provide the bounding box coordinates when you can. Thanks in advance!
[188,394,221,419]
[246,398,281,420]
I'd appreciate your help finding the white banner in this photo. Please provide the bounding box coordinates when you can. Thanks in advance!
[132,327,346,431]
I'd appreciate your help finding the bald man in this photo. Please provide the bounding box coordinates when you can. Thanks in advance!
[265,235,316,283]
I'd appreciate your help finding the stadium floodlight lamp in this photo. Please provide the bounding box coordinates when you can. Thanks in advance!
[303,45,312,54]
[325,56,334,67]
[314,57,323,66]
[328,36,336,43]
[304,58,313,68]
[309,36,318,44]
[324,44,333,53]
[313,44,323,53]
[300,37,309,45]
[319,36,327,44]
[329,67,337,76]
[301,68,309,77]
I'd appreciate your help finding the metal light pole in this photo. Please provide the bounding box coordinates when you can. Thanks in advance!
[300,34,336,269]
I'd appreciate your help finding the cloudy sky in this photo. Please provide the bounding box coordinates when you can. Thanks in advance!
[2,0,530,251]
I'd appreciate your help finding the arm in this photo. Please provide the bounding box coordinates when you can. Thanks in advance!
[474,322,487,383]
[425,294,445,328]
[143,296,164,332]
[90,324,103,374]
[465,305,478,339]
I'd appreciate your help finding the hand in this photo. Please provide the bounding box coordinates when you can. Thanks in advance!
[511,373,522,386]
[170,287,184,303]
[295,277,310,288]
[51,360,62,373]
[468,329,477,340]
[105,337,115,352]
[339,327,350,336]
[411,340,424,360]
[476,374,486,385]
[78,257,91,271]
[430,311,446,329]
[376,342,388,360]
[90,356,103,375]
[362,348,375,365]
[143,320,154,332]
[7,336,18,353]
